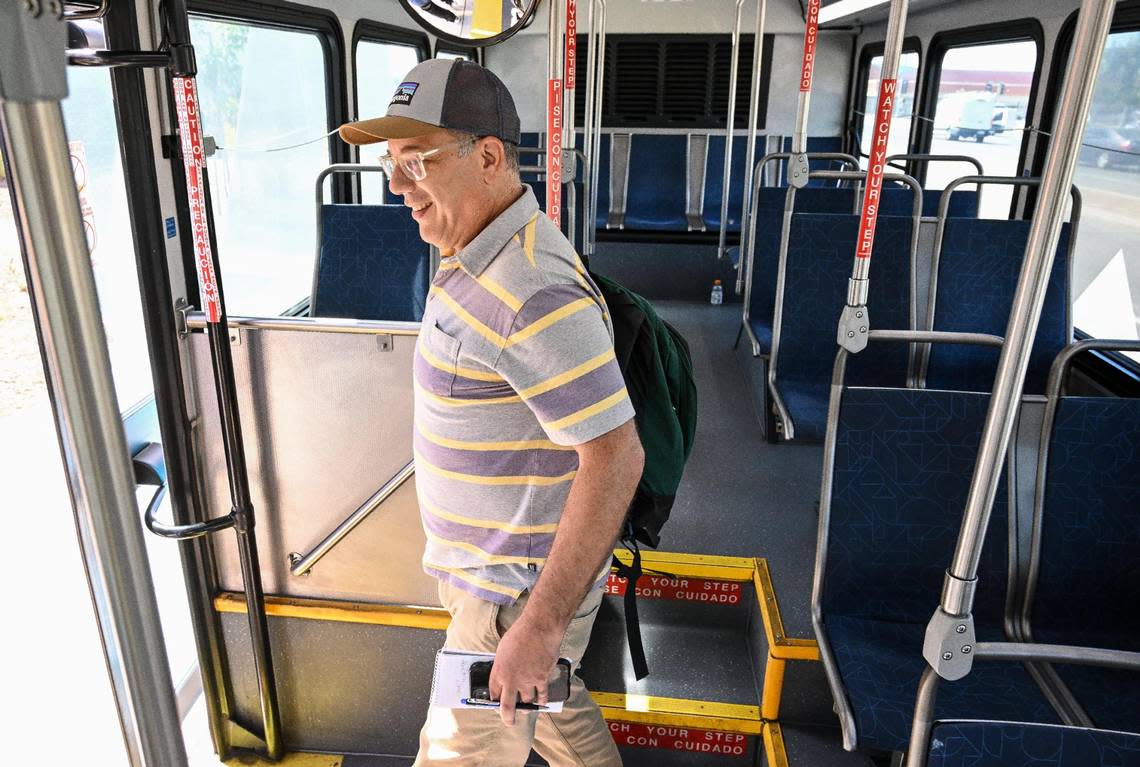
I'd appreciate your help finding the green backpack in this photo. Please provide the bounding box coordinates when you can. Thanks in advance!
[590,272,698,679]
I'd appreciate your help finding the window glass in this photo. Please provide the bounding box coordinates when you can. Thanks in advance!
[191,18,331,316]
[928,40,1037,217]
[436,49,471,61]
[859,51,919,164]
[356,39,422,203]
[1071,29,1140,358]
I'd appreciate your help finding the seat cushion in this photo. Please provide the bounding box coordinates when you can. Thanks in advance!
[928,720,1140,767]
[825,617,1061,754]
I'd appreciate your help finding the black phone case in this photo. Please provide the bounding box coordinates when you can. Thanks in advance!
[469,658,572,703]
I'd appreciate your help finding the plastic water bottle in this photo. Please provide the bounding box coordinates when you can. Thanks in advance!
[710,279,724,306]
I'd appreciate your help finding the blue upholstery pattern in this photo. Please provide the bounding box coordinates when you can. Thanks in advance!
[623,134,688,230]
[819,387,1057,752]
[743,188,856,357]
[927,220,1070,393]
[823,388,1010,626]
[1032,396,1140,733]
[773,214,912,441]
[828,619,1061,753]
[879,188,979,218]
[928,721,1140,767]
[314,204,429,322]
[703,134,751,231]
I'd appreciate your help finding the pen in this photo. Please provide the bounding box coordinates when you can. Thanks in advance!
[460,698,550,711]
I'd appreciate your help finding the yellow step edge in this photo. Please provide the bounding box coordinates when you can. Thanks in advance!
[763,721,791,767]
[591,691,763,735]
[612,550,756,582]
[753,560,821,661]
[214,593,450,631]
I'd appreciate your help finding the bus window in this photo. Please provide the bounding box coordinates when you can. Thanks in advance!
[927,39,1037,217]
[356,38,423,203]
[61,66,153,411]
[1072,29,1140,360]
[191,18,332,317]
[858,51,919,165]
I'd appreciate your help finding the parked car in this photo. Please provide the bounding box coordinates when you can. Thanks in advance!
[935,93,997,142]
[1080,125,1140,169]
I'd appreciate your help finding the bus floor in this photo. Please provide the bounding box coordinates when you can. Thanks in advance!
[183,301,874,767]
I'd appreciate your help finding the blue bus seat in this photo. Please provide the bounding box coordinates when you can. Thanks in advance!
[703,134,749,231]
[925,220,1071,393]
[741,187,859,357]
[770,214,912,440]
[313,204,429,322]
[623,134,688,230]
[816,383,1061,753]
[1029,393,1140,732]
[880,187,979,217]
[520,132,608,232]
[927,721,1140,767]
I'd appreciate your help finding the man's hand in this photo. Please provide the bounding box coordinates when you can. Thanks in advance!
[488,614,563,725]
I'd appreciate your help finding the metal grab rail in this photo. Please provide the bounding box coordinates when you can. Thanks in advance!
[290,461,416,577]
[906,642,1140,767]
[885,152,984,179]
[924,0,1117,685]
[789,0,821,188]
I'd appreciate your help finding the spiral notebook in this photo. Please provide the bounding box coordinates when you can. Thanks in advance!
[429,648,564,713]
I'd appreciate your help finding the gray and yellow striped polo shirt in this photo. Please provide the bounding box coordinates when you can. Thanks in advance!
[413,186,635,605]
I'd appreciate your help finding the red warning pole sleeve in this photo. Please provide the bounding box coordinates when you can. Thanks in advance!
[855,77,897,261]
[565,0,577,91]
[547,79,564,225]
[799,0,821,92]
[172,76,221,323]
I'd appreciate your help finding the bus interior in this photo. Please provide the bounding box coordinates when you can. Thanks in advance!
[2,0,1139,765]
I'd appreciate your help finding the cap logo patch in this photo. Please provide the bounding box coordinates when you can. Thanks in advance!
[390,82,419,107]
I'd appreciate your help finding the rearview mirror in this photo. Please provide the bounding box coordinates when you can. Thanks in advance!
[398,0,539,47]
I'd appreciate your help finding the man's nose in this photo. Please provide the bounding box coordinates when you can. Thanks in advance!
[388,164,415,196]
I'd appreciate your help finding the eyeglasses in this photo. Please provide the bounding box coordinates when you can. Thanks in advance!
[377,138,475,182]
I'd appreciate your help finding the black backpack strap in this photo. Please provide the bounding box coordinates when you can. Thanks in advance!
[611,539,650,680]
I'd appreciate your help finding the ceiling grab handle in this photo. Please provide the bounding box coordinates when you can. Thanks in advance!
[837,0,910,354]
[789,0,821,189]
[737,0,768,293]
[923,0,1118,684]
[719,0,747,267]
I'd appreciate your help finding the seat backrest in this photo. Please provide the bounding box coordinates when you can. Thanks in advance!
[623,134,688,230]
[928,721,1140,767]
[702,134,750,231]
[1032,395,1140,649]
[879,187,979,218]
[773,214,913,424]
[313,204,429,322]
[926,220,1071,393]
[821,386,1010,628]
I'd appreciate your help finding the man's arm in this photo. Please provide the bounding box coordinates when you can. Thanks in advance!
[489,418,644,724]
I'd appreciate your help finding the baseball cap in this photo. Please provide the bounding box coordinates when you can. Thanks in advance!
[339,58,521,146]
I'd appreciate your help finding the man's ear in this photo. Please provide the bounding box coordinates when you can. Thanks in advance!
[479,137,506,176]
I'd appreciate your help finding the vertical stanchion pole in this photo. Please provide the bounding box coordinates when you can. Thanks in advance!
[789,0,821,188]
[720,0,746,269]
[582,0,598,257]
[587,0,607,252]
[836,0,908,354]
[564,0,577,247]
[738,0,767,288]
[546,0,565,228]
[0,6,187,766]
[921,0,1117,683]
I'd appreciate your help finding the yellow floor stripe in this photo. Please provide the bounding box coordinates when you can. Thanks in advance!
[223,754,342,766]
[592,691,762,735]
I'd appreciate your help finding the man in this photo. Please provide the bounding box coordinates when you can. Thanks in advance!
[340,59,643,766]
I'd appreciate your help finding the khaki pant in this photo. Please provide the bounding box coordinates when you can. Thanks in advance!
[414,580,622,766]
